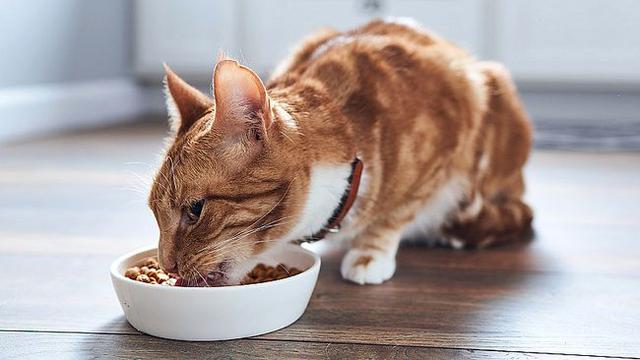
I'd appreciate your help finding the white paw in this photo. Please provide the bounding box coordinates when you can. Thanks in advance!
[340,248,396,285]
[449,237,466,250]
[439,236,466,250]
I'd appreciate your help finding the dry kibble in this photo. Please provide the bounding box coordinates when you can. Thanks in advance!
[125,257,303,286]
[124,267,140,280]
[141,258,158,267]
[136,274,151,283]
[125,257,179,286]
[241,263,305,285]
[147,269,158,280]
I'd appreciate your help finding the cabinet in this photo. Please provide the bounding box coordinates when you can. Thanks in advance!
[239,0,373,76]
[134,0,640,86]
[134,0,238,80]
[386,0,486,56]
[494,0,640,84]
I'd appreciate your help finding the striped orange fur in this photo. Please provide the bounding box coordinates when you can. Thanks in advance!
[149,19,533,285]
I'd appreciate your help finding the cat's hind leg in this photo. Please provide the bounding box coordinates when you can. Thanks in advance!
[443,61,534,248]
[443,173,533,249]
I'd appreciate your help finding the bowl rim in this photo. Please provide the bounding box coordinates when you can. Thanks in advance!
[110,243,321,292]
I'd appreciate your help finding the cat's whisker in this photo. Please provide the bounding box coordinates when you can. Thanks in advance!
[197,215,294,254]
[153,166,173,194]
[192,219,293,263]
[126,170,153,189]
[227,216,294,245]
[197,218,293,255]
[118,187,147,196]
[194,268,210,288]
[196,219,292,259]
[228,178,296,240]
[199,207,295,253]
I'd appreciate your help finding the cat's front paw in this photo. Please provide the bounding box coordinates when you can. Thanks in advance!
[340,248,396,285]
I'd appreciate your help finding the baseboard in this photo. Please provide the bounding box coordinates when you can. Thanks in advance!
[520,89,640,150]
[3,79,637,150]
[520,89,640,125]
[0,79,148,143]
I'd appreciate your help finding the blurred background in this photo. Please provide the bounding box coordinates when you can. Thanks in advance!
[0,0,639,249]
[2,0,640,147]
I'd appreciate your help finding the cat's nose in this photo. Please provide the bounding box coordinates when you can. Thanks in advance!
[158,247,178,274]
[162,261,178,274]
[158,235,179,273]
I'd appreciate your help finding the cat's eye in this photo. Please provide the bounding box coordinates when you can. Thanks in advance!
[186,199,205,222]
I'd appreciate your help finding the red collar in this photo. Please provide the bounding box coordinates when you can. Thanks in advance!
[301,157,364,243]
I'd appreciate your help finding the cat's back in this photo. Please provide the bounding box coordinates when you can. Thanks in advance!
[270,18,480,107]
[345,17,458,52]
[273,18,471,82]
[269,19,484,134]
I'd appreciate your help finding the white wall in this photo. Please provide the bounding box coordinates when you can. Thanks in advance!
[0,0,146,143]
[133,0,640,148]
[0,0,131,87]
[2,0,638,147]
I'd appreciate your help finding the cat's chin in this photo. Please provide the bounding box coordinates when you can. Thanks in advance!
[175,260,242,287]
[174,272,231,287]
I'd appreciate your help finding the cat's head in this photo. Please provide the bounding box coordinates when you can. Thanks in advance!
[148,60,305,286]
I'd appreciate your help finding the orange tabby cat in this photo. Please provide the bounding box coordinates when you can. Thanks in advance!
[149,19,533,285]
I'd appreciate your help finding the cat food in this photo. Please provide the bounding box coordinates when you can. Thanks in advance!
[124,258,302,286]
[124,257,178,286]
[241,263,303,285]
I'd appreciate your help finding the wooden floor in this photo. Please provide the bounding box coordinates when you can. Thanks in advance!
[1,121,639,359]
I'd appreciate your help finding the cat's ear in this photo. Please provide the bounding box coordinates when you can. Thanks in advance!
[213,59,272,141]
[163,63,213,135]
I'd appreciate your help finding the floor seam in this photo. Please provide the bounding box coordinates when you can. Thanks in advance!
[1,329,637,359]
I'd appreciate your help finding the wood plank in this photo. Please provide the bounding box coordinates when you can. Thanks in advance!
[264,252,640,357]
[1,250,639,357]
[2,123,640,358]
[0,332,612,360]
[291,253,640,355]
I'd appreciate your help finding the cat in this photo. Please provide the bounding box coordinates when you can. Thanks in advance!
[148,19,533,286]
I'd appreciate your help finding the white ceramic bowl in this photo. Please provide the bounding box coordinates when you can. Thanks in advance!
[110,244,321,341]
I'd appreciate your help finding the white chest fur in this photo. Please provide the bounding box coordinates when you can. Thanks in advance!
[284,163,352,241]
